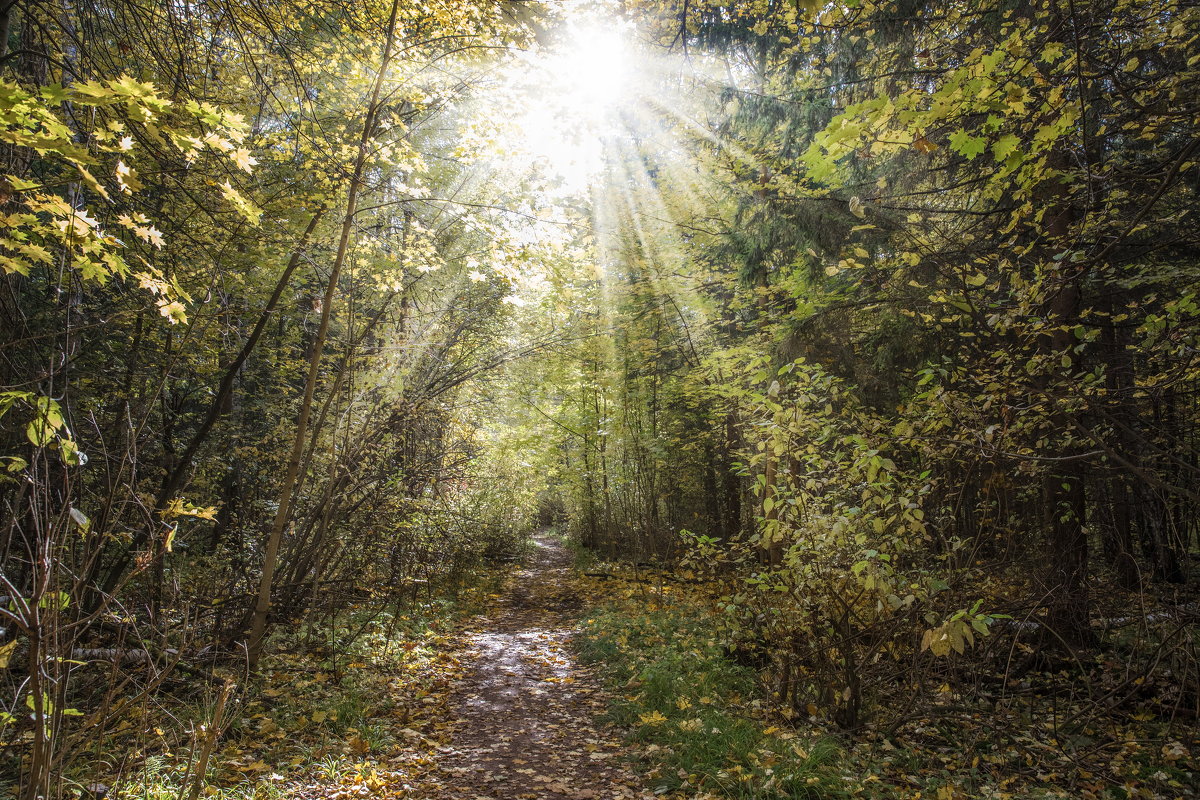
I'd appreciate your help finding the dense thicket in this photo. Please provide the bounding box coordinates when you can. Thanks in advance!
[0,2,553,795]
[536,0,1200,735]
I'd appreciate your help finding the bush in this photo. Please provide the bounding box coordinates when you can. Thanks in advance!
[577,593,845,799]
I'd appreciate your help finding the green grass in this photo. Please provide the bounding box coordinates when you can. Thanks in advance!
[577,597,846,799]
[565,539,599,572]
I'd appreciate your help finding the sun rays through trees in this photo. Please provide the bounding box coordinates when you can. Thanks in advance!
[2,0,1198,798]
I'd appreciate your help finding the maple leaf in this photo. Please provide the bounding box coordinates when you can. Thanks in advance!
[135,225,165,248]
[115,160,142,194]
[220,181,263,225]
[991,134,1020,162]
[157,300,187,324]
[638,710,667,726]
[948,130,987,160]
[231,148,258,173]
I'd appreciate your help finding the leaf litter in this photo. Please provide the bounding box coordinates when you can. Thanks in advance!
[411,534,652,800]
[273,534,650,800]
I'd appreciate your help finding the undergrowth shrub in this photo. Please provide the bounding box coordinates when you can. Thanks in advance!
[694,354,1004,731]
[100,584,495,800]
[577,591,845,799]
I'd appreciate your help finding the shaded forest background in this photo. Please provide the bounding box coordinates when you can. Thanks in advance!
[1,0,1197,797]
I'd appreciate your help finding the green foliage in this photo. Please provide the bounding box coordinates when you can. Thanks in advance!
[578,595,844,798]
[678,351,1002,727]
[0,2,550,796]
[0,76,248,312]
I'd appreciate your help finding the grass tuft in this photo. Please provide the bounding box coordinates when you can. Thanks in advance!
[577,595,846,799]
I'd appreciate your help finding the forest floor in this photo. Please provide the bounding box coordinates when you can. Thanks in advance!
[81,534,655,800]
[97,533,656,800]
[94,536,1197,800]
[406,534,651,800]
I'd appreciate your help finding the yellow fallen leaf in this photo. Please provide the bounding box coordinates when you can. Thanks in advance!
[0,640,19,669]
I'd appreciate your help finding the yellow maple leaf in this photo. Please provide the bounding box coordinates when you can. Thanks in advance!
[230,148,258,173]
[0,640,17,669]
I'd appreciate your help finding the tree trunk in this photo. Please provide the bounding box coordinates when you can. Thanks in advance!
[245,0,402,670]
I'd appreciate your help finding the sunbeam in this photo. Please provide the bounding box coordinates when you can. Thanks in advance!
[507,16,641,194]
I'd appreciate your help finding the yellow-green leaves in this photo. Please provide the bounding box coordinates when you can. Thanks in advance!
[991,133,1021,162]
[0,640,16,669]
[221,181,264,225]
[920,604,1000,657]
[0,392,86,466]
[25,396,63,448]
[231,148,258,173]
[0,75,262,323]
[160,497,219,522]
[948,129,986,160]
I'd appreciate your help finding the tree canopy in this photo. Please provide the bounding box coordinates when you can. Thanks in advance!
[2,0,1197,797]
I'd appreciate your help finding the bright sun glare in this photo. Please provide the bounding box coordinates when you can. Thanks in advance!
[511,18,639,193]
[553,24,634,122]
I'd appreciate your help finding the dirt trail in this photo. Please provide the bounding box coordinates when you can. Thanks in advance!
[417,535,650,800]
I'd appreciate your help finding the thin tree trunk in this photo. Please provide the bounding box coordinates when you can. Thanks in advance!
[0,1,15,63]
[1039,139,1092,648]
[159,210,325,505]
[245,0,402,670]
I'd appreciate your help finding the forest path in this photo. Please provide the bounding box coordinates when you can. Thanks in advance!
[413,534,650,800]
